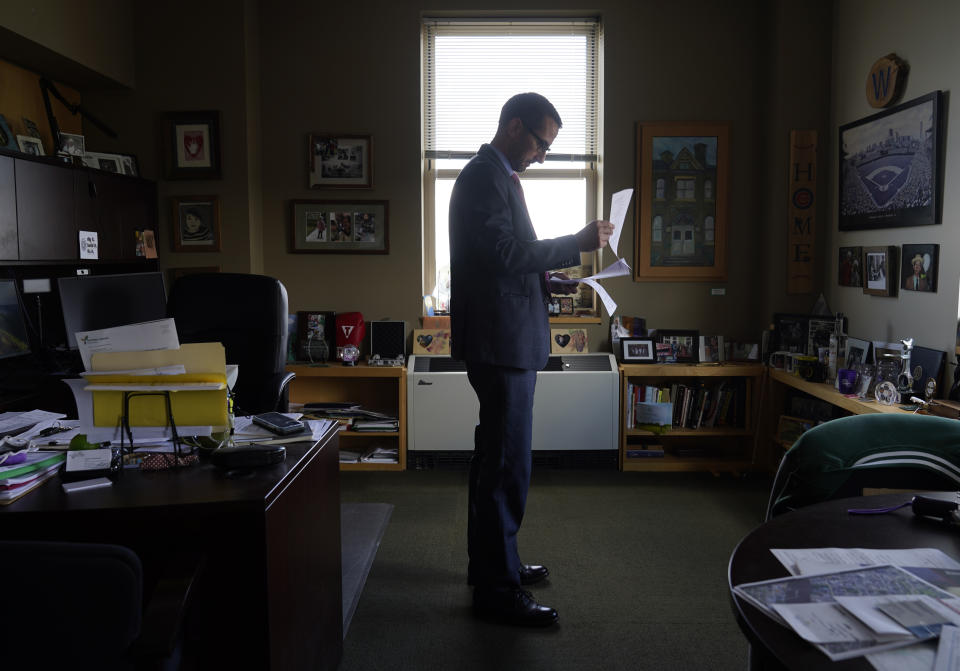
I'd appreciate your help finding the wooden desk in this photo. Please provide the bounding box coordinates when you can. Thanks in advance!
[728,493,960,670]
[0,425,342,671]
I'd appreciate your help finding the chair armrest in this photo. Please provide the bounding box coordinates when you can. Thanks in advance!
[131,551,206,660]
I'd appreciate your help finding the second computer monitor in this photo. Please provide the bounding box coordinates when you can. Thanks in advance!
[58,272,168,349]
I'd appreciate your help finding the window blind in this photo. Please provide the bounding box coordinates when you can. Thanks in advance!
[423,19,599,161]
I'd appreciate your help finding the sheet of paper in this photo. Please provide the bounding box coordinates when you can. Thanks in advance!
[83,365,187,377]
[771,548,960,576]
[868,641,937,671]
[582,278,616,315]
[634,401,673,426]
[935,625,960,671]
[607,188,633,257]
[771,601,902,644]
[552,257,631,284]
[76,318,180,371]
[79,230,99,259]
[0,410,66,435]
[836,595,960,637]
[66,448,112,471]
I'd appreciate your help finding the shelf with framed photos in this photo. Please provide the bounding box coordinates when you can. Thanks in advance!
[619,363,765,473]
[285,363,406,471]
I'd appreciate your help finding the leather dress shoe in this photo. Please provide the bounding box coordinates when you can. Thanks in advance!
[468,564,550,586]
[519,564,549,585]
[473,587,558,626]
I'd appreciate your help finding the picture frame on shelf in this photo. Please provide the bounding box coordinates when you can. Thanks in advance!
[413,328,451,355]
[863,246,898,296]
[699,335,723,363]
[21,117,41,140]
[653,329,699,363]
[773,313,810,354]
[297,310,336,363]
[621,337,656,363]
[16,135,43,156]
[171,195,221,252]
[901,243,938,292]
[308,133,372,188]
[839,91,943,231]
[551,328,588,354]
[838,246,863,287]
[634,121,729,282]
[0,114,16,150]
[908,345,946,398]
[873,341,902,363]
[844,336,871,369]
[807,317,835,359]
[57,132,85,156]
[83,151,123,173]
[161,110,221,180]
[290,199,388,254]
[117,153,139,177]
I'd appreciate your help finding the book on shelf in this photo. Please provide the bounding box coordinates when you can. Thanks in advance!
[0,451,66,480]
[625,445,665,458]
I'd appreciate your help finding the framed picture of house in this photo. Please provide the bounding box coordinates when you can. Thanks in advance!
[839,91,943,231]
[634,121,729,281]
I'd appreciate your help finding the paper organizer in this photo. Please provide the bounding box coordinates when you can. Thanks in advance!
[83,343,230,430]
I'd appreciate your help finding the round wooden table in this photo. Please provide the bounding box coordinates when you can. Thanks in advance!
[728,493,960,670]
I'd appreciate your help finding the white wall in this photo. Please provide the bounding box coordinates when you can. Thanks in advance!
[830,0,960,377]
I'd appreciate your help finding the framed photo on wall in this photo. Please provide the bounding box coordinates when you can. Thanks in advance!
[863,245,897,296]
[290,199,388,254]
[161,110,222,180]
[634,121,729,282]
[551,328,588,354]
[308,133,372,188]
[839,91,943,231]
[901,243,938,292]
[172,196,221,252]
[838,246,863,287]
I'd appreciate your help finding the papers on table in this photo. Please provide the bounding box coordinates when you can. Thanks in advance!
[735,548,960,666]
[0,410,66,438]
[75,318,180,371]
[735,564,960,661]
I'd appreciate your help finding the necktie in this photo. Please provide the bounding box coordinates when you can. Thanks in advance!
[511,173,551,294]
[510,173,527,209]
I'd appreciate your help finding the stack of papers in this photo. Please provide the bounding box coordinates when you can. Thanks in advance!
[232,415,336,445]
[734,547,960,663]
[0,451,66,503]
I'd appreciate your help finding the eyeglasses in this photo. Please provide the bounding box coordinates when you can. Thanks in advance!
[523,123,551,154]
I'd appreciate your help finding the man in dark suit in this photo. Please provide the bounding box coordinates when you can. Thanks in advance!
[449,92,613,626]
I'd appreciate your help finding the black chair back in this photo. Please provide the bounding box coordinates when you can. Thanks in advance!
[167,273,292,415]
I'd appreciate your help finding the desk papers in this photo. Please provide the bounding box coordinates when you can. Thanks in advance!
[75,318,180,371]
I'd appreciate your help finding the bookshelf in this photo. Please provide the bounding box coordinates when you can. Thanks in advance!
[619,363,765,473]
[286,363,406,471]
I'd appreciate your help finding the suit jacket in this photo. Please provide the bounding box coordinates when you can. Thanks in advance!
[449,144,581,370]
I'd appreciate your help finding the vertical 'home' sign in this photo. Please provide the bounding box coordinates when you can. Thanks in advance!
[787,130,816,294]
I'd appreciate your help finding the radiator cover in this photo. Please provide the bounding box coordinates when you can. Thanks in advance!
[407,354,619,451]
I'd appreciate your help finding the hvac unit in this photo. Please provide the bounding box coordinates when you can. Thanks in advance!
[407,354,619,452]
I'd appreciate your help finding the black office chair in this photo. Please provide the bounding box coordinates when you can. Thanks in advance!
[0,541,201,670]
[766,413,960,519]
[166,273,295,415]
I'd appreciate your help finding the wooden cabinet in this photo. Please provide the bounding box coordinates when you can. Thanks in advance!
[286,364,406,471]
[619,363,764,473]
[0,150,158,263]
[15,157,76,260]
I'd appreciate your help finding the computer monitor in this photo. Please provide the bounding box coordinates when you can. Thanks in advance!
[0,279,31,360]
[58,272,168,349]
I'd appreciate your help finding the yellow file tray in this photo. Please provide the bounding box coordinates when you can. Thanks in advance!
[85,343,230,429]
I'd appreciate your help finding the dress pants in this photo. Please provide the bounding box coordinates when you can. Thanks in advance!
[465,362,537,588]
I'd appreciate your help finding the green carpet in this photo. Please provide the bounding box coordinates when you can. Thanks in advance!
[339,467,771,671]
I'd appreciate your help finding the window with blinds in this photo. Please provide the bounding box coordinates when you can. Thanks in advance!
[421,18,602,314]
